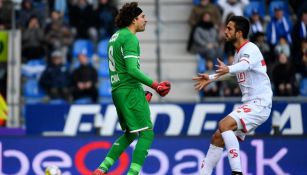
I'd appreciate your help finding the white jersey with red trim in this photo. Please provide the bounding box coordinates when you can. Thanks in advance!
[232,42,273,107]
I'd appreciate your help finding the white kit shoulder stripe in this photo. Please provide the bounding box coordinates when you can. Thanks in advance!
[124,55,139,59]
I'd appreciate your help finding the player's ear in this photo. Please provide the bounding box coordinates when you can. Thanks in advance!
[132,18,137,25]
[237,31,242,38]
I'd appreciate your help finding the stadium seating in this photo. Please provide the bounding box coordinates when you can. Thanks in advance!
[48,99,68,104]
[244,1,265,18]
[72,39,94,58]
[23,78,45,103]
[21,59,46,79]
[73,97,93,104]
[197,54,206,73]
[99,78,112,99]
[98,58,109,77]
[97,39,109,59]
[269,0,289,17]
[300,78,307,96]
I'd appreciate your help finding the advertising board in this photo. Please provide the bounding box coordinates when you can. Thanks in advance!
[0,137,306,175]
[25,103,306,136]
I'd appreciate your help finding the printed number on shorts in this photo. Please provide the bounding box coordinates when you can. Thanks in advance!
[237,104,251,113]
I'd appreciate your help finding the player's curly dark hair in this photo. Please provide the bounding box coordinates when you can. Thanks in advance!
[115,2,142,28]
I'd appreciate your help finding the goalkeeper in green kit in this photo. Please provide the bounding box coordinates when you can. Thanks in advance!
[93,2,171,175]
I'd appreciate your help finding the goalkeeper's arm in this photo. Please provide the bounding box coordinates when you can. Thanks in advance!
[125,58,171,96]
[125,58,154,87]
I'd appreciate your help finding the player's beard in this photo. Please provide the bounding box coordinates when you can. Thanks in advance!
[138,23,146,32]
[226,33,237,43]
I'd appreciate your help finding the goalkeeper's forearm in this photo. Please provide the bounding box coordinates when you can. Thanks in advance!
[209,73,234,82]
[125,58,154,87]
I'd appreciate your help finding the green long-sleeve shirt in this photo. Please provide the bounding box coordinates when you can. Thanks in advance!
[107,28,154,91]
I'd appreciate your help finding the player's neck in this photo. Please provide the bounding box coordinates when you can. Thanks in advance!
[234,39,249,52]
[127,25,137,34]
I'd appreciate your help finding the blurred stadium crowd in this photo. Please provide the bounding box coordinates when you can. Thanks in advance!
[0,0,306,106]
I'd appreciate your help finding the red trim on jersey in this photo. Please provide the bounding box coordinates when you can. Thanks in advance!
[236,40,249,52]
[240,118,248,133]
[239,58,250,63]
[236,136,244,142]
[261,59,266,66]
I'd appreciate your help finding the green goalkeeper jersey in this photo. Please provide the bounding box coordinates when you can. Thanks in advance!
[108,28,154,91]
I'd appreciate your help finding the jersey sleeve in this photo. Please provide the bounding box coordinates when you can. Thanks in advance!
[229,45,260,73]
[123,35,154,87]
[125,58,154,87]
[239,45,261,65]
[123,35,139,59]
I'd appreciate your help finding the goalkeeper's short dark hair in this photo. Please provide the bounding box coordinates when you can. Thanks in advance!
[115,2,142,29]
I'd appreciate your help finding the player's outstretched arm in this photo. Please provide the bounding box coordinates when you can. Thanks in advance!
[193,58,236,91]
[215,58,230,77]
[192,73,212,91]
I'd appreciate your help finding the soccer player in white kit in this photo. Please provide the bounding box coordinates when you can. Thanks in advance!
[193,16,273,175]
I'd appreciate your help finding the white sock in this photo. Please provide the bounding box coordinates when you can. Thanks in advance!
[200,144,224,175]
[221,130,242,172]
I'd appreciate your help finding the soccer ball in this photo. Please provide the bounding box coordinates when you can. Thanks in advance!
[45,165,61,175]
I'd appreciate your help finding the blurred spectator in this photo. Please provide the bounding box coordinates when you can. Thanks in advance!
[18,0,46,29]
[45,10,65,33]
[272,53,297,96]
[68,0,96,40]
[39,51,70,101]
[217,0,249,23]
[297,39,307,79]
[94,0,118,40]
[191,12,223,60]
[249,9,264,36]
[187,0,221,52]
[71,53,98,102]
[253,32,270,58]
[252,32,272,71]
[0,0,13,29]
[221,55,240,96]
[292,8,307,62]
[45,11,74,62]
[189,0,221,28]
[266,6,292,47]
[22,16,46,62]
[202,59,219,96]
[274,37,291,58]
[289,0,307,18]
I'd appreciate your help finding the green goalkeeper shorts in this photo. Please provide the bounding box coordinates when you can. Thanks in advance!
[112,87,152,133]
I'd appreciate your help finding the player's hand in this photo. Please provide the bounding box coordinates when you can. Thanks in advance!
[151,81,171,97]
[144,91,153,102]
[192,73,212,91]
[215,58,229,76]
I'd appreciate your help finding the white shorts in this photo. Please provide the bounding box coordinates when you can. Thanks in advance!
[229,99,271,141]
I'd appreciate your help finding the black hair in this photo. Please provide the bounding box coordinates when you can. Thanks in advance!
[26,15,40,27]
[227,16,250,39]
[115,2,143,29]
